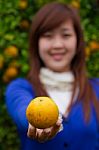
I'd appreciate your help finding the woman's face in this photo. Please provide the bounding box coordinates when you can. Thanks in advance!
[38,20,77,72]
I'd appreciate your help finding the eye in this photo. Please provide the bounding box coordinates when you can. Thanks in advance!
[42,32,53,38]
[62,33,71,38]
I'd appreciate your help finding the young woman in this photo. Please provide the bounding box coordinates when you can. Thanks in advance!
[5,2,99,150]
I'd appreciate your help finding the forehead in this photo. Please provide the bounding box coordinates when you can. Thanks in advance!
[48,20,74,32]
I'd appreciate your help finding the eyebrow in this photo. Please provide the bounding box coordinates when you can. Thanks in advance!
[60,28,71,32]
[47,27,72,33]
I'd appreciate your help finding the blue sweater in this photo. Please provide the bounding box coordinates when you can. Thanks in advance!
[5,78,99,150]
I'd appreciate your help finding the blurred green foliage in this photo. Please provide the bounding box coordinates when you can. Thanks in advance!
[0,0,99,149]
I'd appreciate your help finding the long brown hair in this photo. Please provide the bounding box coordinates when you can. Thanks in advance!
[27,2,99,122]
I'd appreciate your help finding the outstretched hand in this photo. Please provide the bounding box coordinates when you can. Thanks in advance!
[27,115,63,143]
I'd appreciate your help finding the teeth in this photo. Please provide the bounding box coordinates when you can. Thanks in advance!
[51,52,65,55]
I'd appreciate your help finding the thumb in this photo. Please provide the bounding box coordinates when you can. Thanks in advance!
[27,123,36,139]
[48,114,63,139]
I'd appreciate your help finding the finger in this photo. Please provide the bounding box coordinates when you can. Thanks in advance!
[48,123,61,140]
[43,128,51,134]
[56,117,63,126]
[27,124,36,139]
[36,128,43,138]
[57,113,63,125]
[37,128,50,143]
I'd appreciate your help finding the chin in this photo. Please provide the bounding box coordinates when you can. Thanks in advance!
[49,67,70,73]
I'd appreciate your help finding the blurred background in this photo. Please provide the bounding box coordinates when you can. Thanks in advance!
[0,0,99,149]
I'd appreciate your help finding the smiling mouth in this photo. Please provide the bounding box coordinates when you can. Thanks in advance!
[50,53,65,61]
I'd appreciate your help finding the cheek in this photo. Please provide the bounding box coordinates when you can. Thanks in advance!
[39,39,50,52]
[38,40,43,52]
[65,44,76,60]
[38,40,49,62]
[73,37,77,49]
[69,35,77,46]
[70,48,76,59]
[65,51,75,63]
[38,40,45,58]
[67,38,77,55]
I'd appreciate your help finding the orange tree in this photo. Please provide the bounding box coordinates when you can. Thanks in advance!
[0,0,99,149]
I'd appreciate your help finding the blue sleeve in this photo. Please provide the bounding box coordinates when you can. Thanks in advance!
[89,78,99,149]
[5,78,35,133]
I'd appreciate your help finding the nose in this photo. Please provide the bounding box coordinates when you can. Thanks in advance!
[52,37,64,49]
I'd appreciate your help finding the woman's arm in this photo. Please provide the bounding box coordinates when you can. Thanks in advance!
[5,78,35,132]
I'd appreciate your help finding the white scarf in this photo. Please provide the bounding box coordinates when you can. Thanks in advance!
[39,67,75,91]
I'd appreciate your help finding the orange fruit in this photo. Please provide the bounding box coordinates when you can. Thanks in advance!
[71,1,80,9]
[2,74,10,83]
[19,0,28,9]
[5,67,18,78]
[89,41,99,50]
[20,20,30,29]
[4,46,18,57]
[26,97,59,129]
[85,47,91,57]
[0,55,4,69]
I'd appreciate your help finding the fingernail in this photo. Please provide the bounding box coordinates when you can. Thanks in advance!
[44,128,51,133]
[29,123,35,129]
